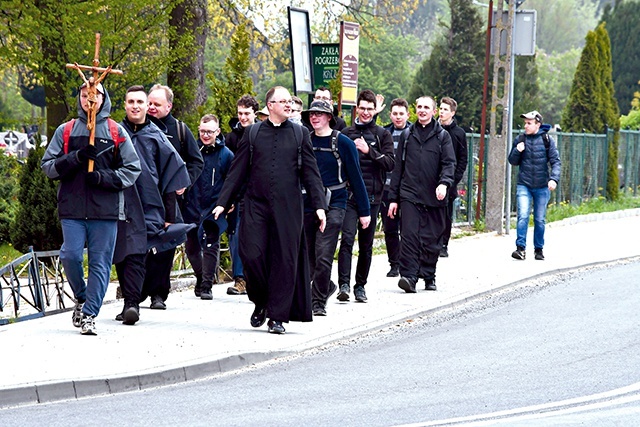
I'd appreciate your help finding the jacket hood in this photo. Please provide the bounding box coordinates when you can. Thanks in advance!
[76,85,112,122]
[539,123,552,134]
[228,117,240,130]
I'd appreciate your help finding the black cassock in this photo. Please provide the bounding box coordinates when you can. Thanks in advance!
[217,120,326,323]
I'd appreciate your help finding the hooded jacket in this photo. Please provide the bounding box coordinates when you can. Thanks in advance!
[41,88,141,221]
[183,134,234,225]
[508,124,561,189]
[112,117,192,263]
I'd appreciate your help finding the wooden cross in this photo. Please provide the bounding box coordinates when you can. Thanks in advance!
[66,33,123,172]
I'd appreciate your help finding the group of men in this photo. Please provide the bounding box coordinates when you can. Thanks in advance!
[43,75,558,337]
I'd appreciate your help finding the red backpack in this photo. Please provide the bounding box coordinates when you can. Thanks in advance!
[62,118,125,154]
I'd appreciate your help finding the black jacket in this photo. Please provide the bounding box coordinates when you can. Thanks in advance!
[440,118,468,198]
[342,119,395,203]
[150,113,203,187]
[389,120,456,208]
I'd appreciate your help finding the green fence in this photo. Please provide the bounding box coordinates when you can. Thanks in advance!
[454,129,640,225]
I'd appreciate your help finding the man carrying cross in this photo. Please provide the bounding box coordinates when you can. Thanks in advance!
[42,80,141,336]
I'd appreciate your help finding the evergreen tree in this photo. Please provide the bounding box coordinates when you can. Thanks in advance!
[408,0,485,128]
[207,23,254,134]
[10,144,62,253]
[0,154,21,244]
[601,0,640,115]
[562,23,620,200]
[595,23,620,200]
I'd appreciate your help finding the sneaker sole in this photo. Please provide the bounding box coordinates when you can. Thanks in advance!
[122,308,139,325]
[337,291,350,302]
[398,278,416,293]
[355,297,367,303]
[200,295,213,300]
[226,288,246,295]
[81,330,97,336]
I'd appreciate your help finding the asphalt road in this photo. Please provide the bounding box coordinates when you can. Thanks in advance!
[8,260,640,426]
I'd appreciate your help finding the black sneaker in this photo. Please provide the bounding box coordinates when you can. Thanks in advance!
[386,267,399,277]
[337,284,350,301]
[439,246,449,258]
[267,319,286,334]
[398,277,417,293]
[424,279,437,291]
[150,295,166,310]
[534,249,545,260]
[122,305,140,325]
[354,286,367,302]
[200,288,213,300]
[250,306,267,327]
[511,246,526,260]
[312,306,327,316]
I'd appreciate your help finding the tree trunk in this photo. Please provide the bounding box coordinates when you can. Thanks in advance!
[38,1,72,141]
[168,0,208,122]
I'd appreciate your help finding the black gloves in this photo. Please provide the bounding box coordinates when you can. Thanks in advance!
[77,144,97,162]
[86,171,102,186]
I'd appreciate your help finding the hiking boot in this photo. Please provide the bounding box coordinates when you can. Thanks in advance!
[398,277,417,294]
[150,295,166,310]
[72,300,84,328]
[386,267,399,277]
[511,246,526,260]
[81,314,97,335]
[200,287,213,300]
[122,304,140,325]
[534,248,545,260]
[439,246,449,258]
[227,277,247,295]
[354,286,367,303]
[337,284,350,302]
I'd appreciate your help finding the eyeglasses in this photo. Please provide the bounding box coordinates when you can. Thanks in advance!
[270,99,293,105]
[309,112,328,117]
[358,106,376,113]
[199,129,219,136]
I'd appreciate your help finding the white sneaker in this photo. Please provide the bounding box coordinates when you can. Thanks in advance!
[72,301,84,328]
[81,315,97,335]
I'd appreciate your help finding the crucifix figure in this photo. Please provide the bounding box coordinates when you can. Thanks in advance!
[66,33,123,172]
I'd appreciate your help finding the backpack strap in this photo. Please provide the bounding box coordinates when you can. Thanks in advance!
[293,124,303,171]
[176,120,186,152]
[62,119,76,154]
[248,122,262,166]
[107,118,125,155]
[313,129,343,185]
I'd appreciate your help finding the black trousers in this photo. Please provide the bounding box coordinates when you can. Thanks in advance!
[115,253,145,307]
[184,227,220,288]
[441,194,456,248]
[380,190,400,269]
[304,207,346,310]
[141,247,175,302]
[337,200,380,287]
[398,201,446,282]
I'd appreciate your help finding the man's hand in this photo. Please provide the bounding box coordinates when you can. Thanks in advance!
[354,137,370,154]
[359,215,371,229]
[176,188,186,196]
[388,202,398,219]
[375,94,386,114]
[316,209,326,233]
[85,171,101,186]
[212,206,225,219]
[516,141,525,152]
[436,184,447,201]
[548,180,557,191]
[77,144,97,162]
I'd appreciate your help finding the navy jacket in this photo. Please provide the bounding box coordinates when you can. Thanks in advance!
[508,124,561,189]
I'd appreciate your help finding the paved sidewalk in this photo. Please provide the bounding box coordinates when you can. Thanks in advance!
[2,210,639,408]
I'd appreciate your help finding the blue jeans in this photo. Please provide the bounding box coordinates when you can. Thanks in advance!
[60,219,117,317]
[228,206,244,279]
[515,185,550,250]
